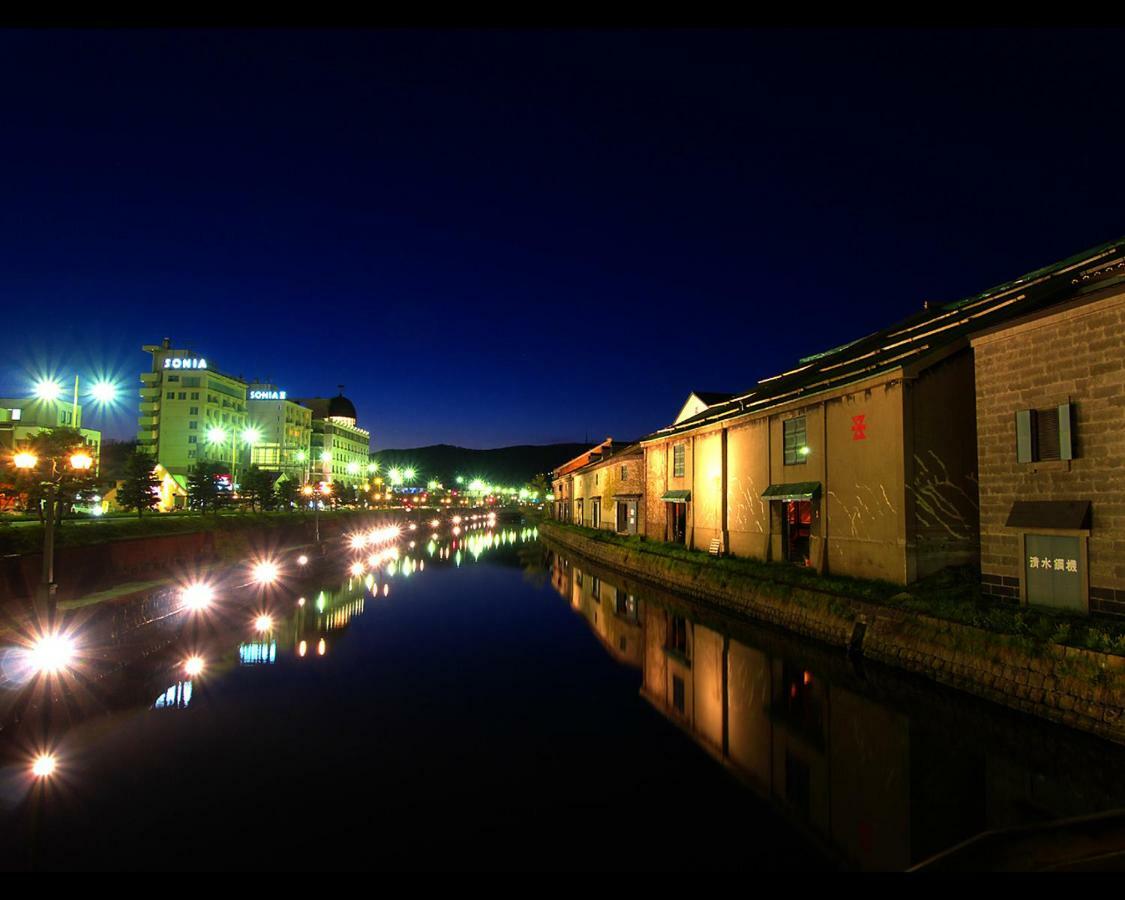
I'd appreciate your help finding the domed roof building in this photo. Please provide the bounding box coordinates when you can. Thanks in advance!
[294,389,371,487]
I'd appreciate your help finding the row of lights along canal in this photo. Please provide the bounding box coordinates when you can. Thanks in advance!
[7,509,526,787]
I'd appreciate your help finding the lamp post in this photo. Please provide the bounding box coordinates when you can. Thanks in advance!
[14,447,94,626]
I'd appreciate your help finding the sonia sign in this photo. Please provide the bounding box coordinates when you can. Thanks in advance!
[164,357,208,369]
[249,390,287,400]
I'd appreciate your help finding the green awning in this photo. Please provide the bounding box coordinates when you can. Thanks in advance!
[661,490,691,503]
[761,482,821,502]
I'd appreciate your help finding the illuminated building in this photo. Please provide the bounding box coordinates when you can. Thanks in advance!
[554,441,643,534]
[0,397,101,471]
[639,235,1125,589]
[137,338,249,479]
[246,382,312,480]
[294,391,371,488]
[550,438,615,524]
[971,237,1125,615]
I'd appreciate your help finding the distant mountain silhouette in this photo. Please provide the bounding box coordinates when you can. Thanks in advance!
[370,443,594,486]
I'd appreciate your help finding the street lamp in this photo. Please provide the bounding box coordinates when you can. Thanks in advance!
[13,444,98,624]
[34,375,119,428]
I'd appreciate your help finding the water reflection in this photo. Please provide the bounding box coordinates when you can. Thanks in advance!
[549,546,1125,871]
[0,522,541,775]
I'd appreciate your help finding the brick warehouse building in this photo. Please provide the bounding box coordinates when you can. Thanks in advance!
[972,239,1125,615]
[568,442,644,534]
[639,235,1125,590]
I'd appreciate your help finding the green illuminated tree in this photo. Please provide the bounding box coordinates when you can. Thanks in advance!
[116,450,161,519]
[275,475,299,510]
[188,462,226,514]
[240,465,276,512]
[6,428,99,523]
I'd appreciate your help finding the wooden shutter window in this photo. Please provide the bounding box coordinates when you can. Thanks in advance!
[1016,409,1034,463]
[1036,407,1061,461]
[1058,403,1074,460]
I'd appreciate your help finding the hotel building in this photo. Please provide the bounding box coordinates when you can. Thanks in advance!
[247,382,312,482]
[137,339,250,479]
[295,392,371,488]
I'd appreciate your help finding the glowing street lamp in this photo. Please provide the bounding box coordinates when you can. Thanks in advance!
[252,560,280,585]
[28,633,76,675]
[69,451,94,471]
[15,441,105,624]
[241,427,261,445]
[184,656,205,677]
[207,427,228,445]
[32,753,58,779]
[88,381,117,405]
[182,583,214,612]
[34,379,63,402]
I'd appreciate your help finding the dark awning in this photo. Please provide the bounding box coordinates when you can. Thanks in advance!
[1005,500,1092,531]
[661,490,691,503]
[761,482,821,502]
[614,493,642,500]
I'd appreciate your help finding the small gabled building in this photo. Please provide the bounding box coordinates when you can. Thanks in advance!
[550,438,613,524]
[673,391,734,426]
[569,443,644,534]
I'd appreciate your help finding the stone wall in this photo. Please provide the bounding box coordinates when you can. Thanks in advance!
[541,521,1125,746]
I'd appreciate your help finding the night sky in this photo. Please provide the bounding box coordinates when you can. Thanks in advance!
[2,28,1122,449]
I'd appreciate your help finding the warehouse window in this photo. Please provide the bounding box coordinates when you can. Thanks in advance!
[673,443,685,477]
[784,417,808,465]
[1016,405,1074,463]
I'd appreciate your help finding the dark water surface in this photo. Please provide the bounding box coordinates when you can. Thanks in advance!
[1,522,1122,870]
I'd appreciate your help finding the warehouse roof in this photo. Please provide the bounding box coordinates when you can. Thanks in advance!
[643,235,1125,443]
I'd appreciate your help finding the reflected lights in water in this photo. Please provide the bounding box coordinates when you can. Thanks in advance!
[239,642,278,666]
[154,680,193,709]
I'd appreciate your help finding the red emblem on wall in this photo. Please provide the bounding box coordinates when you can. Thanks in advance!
[851,414,867,440]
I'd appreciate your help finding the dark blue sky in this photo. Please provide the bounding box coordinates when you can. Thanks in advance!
[1,28,1122,449]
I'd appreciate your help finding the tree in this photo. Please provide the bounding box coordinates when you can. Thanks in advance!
[188,462,226,514]
[530,472,551,501]
[240,466,278,512]
[275,475,299,510]
[334,483,358,508]
[116,451,161,519]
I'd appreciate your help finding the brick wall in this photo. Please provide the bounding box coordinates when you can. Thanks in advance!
[973,289,1125,615]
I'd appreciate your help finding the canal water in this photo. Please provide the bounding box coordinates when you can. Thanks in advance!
[0,519,1122,870]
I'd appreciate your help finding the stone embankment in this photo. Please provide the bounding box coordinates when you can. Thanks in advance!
[540,522,1125,746]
